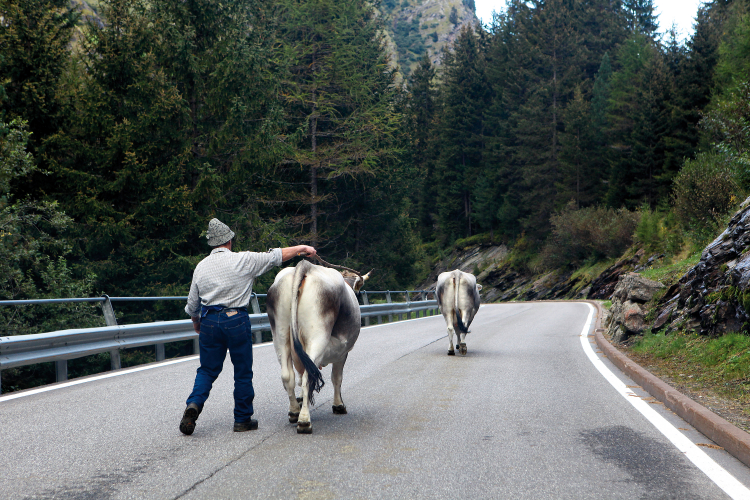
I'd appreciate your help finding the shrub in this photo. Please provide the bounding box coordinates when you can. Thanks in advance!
[672,152,743,243]
[545,201,639,265]
[634,203,683,256]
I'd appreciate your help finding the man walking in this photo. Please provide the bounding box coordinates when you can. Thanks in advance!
[179,218,316,435]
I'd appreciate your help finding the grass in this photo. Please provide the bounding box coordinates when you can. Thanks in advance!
[639,251,701,285]
[627,330,750,430]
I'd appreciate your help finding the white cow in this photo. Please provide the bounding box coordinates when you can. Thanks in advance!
[435,270,482,356]
[266,259,370,434]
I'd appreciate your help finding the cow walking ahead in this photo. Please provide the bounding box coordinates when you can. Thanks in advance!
[436,270,482,356]
[266,259,370,434]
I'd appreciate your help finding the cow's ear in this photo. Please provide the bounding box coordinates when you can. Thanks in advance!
[477,284,483,291]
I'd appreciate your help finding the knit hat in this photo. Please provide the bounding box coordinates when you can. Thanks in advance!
[205,218,235,247]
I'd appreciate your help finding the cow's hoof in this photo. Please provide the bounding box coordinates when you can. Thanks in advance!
[459,343,467,356]
[447,350,455,356]
[456,344,460,349]
[288,411,299,423]
[296,396,303,404]
[296,421,313,434]
[332,404,347,414]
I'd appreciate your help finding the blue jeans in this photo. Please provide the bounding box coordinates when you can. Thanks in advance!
[186,310,254,422]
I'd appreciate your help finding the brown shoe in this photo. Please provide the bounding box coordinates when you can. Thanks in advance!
[233,419,258,432]
[179,403,202,435]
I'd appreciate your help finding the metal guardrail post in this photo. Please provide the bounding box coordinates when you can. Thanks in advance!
[56,360,67,383]
[156,343,165,361]
[386,291,393,323]
[421,291,427,317]
[101,295,121,370]
[250,293,262,344]
[361,292,370,326]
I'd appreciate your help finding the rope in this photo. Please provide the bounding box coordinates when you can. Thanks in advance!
[297,252,365,279]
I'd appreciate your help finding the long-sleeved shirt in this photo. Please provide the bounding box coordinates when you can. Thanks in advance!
[184,247,282,318]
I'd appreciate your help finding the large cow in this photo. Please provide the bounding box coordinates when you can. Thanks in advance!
[435,270,482,356]
[266,259,370,434]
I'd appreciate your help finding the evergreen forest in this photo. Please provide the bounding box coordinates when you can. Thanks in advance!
[2,0,750,342]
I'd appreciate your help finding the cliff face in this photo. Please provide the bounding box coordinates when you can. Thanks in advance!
[653,196,750,337]
[378,0,480,77]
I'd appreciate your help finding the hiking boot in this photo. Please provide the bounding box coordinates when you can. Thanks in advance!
[233,419,258,432]
[179,403,202,435]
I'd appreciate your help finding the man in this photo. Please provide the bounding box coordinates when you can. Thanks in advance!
[179,218,316,435]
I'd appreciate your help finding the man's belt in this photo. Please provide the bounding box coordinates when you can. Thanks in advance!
[200,305,248,318]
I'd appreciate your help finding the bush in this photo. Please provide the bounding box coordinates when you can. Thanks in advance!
[545,202,639,266]
[672,152,743,243]
[634,204,683,256]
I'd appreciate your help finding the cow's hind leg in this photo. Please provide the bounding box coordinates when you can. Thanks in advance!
[297,371,313,434]
[331,354,348,415]
[282,356,300,423]
[447,324,456,355]
[459,332,467,356]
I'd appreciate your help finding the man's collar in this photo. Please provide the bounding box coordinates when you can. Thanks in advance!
[210,247,231,255]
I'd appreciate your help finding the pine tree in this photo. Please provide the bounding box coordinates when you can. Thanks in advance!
[0,0,78,151]
[623,0,659,35]
[433,25,489,241]
[606,34,671,208]
[44,0,285,298]
[275,0,401,252]
[406,55,438,239]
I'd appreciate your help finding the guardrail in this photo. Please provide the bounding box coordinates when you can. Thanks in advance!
[0,291,438,394]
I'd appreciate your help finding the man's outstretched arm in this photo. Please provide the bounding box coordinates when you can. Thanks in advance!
[281,245,317,262]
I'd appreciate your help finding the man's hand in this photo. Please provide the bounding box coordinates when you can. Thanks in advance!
[281,245,317,262]
[192,317,201,334]
[297,245,317,257]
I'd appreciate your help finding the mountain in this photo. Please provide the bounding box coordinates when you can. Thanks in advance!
[378,0,480,78]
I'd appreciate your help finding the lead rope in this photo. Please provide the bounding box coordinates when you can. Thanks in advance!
[297,252,364,280]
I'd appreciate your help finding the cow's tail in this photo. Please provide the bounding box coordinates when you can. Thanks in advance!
[290,259,325,406]
[454,272,469,334]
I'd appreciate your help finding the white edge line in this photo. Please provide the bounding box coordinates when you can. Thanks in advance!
[580,303,750,499]
[0,314,442,402]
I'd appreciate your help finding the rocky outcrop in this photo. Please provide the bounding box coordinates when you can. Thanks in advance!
[654,197,750,336]
[605,273,665,343]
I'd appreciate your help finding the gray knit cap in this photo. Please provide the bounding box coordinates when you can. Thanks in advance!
[205,218,235,246]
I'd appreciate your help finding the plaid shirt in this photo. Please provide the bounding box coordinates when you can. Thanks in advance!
[185,247,282,318]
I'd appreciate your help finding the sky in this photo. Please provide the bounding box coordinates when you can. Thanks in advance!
[474,0,704,41]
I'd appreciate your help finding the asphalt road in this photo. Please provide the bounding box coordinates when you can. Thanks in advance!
[3,302,750,500]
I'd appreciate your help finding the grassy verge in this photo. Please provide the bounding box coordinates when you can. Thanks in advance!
[638,251,701,284]
[623,330,750,433]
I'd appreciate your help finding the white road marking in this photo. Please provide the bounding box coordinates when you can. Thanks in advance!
[0,314,442,402]
[580,303,750,499]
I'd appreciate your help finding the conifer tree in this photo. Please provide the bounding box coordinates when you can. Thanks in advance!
[0,0,78,151]
[406,55,438,238]
[606,34,671,208]
[45,0,284,297]
[433,25,489,241]
[623,0,659,35]
[275,0,401,252]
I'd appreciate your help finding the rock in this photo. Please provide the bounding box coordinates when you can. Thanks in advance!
[588,249,645,300]
[653,303,675,330]
[612,272,665,303]
[606,273,664,343]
